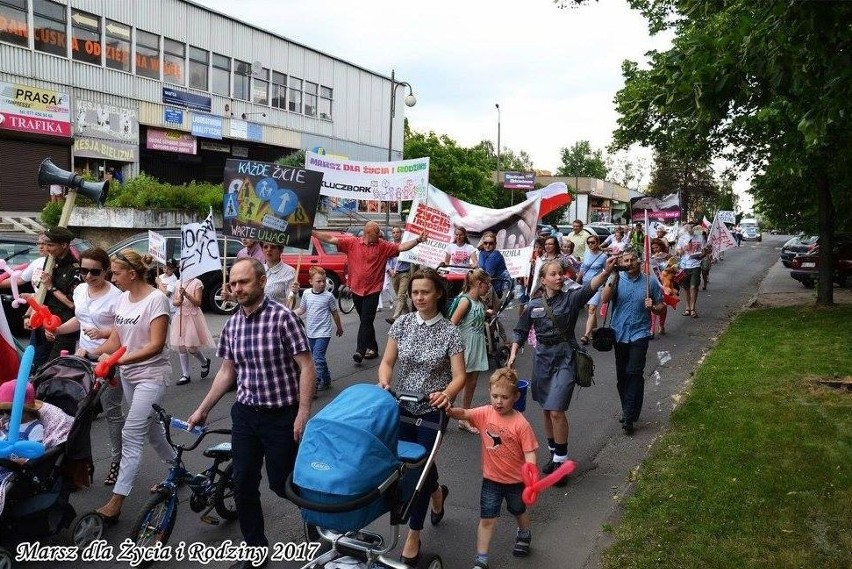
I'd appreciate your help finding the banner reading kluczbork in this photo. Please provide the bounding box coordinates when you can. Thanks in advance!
[398,184,541,278]
[222,159,323,251]
[304,151,429,201]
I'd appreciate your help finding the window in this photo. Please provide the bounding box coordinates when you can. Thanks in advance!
[304,81,318,117]
[252,67,269,106]
[320,86,333,120]
[0,0,28,48]
[270,71,287,110]
[233,60,251,100]
[211,53,230,96]
[135,29,160,80]
[163,38,185,84]
[33,0,67,57]
[70,8,100,65]
[288,76,302,113]
[188,46,208,91]
[104,19,131,72]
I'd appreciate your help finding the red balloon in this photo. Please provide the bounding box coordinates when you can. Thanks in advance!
[521,460,577,506]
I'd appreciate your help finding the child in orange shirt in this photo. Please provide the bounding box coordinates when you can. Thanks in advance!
[448,368,539,568]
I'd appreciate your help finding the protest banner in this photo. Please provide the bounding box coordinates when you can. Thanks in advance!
[631,192,681,221]
[304,151,429,202]
[717,210,736,224]
[148,230,166,264]
[222,159,323,251]
[398,184,540,278]
[180,210,220,282]
[709,213,737,260]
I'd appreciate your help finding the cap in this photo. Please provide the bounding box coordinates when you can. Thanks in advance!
[0,380,43,412]
[45,227,75,243]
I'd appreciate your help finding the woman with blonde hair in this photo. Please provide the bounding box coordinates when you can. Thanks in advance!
[449,268,491,434]
[91,249,176,522]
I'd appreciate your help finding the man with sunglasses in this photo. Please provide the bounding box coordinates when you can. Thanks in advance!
[30,227,80,366]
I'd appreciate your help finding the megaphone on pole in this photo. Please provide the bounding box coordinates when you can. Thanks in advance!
[38,158,109,206]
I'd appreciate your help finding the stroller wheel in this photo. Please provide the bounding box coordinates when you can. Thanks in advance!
[71,511,104,547]
[423,554,443,569]
[0,547,12,569]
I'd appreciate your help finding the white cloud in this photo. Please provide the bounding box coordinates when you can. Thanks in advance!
[197,0,670,173]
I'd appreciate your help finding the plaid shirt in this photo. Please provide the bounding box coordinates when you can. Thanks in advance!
[218,297,310,408]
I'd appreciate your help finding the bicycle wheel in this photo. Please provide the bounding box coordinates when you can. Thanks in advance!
[214,463,238,521]
[338,286,355,314]
[128,490,178,551]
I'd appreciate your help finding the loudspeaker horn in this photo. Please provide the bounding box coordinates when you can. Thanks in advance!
[38,158,110,207]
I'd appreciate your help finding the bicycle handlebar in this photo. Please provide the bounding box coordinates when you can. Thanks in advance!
[151,404,231,452]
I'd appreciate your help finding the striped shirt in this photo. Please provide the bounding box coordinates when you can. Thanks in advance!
[298,289,337,338]
[218,297,310,408]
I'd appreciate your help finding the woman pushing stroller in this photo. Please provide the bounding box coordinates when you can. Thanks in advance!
[378,267,466,566]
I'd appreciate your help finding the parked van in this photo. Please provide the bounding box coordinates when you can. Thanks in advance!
[740,219,762,242]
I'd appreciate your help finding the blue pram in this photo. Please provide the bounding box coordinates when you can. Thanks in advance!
[286,384,447,569]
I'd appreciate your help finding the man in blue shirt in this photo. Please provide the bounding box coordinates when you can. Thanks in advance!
[600,249,665,435]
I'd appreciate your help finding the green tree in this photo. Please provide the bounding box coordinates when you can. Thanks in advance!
[611,0,852,305]
[276,149,306,167]
[605,148,650,190]
[555,140,607,180]
[646,150,718,220]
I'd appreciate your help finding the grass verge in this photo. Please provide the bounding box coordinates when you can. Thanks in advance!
[602,305,852,569]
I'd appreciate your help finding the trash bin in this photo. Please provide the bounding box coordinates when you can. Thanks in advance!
[514,380,529,412]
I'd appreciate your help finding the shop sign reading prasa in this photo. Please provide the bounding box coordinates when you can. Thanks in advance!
[0,81,71,137]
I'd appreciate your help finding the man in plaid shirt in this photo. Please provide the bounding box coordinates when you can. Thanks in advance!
[189,258,315,569]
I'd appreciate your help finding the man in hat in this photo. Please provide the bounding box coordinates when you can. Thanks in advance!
[27,227,80,367]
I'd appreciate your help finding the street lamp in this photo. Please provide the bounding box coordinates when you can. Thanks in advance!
[387,69,416,227]
[496,103,504,203]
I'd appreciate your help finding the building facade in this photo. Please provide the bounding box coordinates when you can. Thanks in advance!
[0,0,410,211]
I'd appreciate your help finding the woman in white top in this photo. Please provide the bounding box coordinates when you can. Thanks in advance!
[92,249,175,522]
[443,227,478,274]
[50,248,124,486]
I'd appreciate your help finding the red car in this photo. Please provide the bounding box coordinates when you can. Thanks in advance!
[280,233,349,294]
[789,234,852,288]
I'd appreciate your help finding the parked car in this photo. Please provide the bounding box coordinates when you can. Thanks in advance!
[1,232,94,335]
[280,233,349,295]
[789,234,852,288]
[740,218,762,242]
[108,230,242,314]
[588,222,618,233]
[780,235,818,268]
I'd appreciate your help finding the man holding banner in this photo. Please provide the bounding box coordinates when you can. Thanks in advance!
[313,222,425,363]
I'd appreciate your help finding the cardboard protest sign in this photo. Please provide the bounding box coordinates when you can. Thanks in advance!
[398,184,541,278]
[709,213,737,260]
[222,159,322,251]
[148,230,166,264]
[180,210,220,282]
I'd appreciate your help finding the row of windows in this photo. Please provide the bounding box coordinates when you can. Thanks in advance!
[0,0,334,119]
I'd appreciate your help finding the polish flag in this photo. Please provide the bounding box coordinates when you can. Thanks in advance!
[0,306,20,377]
[526,182,573,218]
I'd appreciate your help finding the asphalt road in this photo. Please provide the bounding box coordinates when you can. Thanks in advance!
[10,236,787,569]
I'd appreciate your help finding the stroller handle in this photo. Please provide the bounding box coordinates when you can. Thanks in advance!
[94,346,126,379]
[284,471,386,513]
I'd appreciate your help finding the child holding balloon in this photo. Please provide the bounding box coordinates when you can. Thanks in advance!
[447,367,538,567]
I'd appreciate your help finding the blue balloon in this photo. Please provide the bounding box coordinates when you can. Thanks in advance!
[0,345,45,459]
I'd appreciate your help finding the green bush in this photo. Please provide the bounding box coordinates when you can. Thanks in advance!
[105,173,223,216]
[41,201,62,226]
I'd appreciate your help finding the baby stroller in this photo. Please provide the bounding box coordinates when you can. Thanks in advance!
[285,384,447,569]
[485,278,515,369]
[0,353,119,567]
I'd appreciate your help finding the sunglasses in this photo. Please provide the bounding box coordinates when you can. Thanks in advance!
[78,267,104,277]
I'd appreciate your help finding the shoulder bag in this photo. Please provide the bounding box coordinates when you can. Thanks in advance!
[541,297,595,388]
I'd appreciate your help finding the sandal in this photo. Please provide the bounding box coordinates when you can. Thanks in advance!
[691,310,698,318]
[363,349,379,360]
[458,421,480,434]
[683,310,691,316]
[580,336,590,345]
[104,461,119,486]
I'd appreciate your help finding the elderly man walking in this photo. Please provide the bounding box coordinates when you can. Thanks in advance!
[314,222,425,363]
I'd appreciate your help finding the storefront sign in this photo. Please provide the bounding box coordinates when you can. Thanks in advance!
[200,141,230,153]
[503,171,535,190]
[146,128,197,155]
[162,88,211,113]
[191,113,223,140]
[75,100,138,143]
[164,108,183,125]
[74,137,138,162]
[229,119,262,142]
[0,81,71,137]
[232,145,249,157]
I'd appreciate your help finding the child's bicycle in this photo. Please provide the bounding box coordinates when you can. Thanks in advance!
[127,404,235,552]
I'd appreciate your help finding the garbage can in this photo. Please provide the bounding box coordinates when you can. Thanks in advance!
[514,380,529,412]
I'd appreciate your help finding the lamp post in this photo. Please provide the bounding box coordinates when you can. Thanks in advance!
[387,70,416,227]
[496,103,505,204]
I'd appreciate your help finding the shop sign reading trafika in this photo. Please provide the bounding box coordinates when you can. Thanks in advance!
[0,81,71,137]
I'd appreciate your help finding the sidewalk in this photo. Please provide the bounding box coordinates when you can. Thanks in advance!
[752,258,851,307]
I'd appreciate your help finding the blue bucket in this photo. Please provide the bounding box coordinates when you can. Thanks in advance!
[514,380,529,412]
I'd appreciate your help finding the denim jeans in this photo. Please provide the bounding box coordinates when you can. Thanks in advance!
[309,336,331,386]
[480,478,526,518]
[230,401,298,547]
[614,337,650,424]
